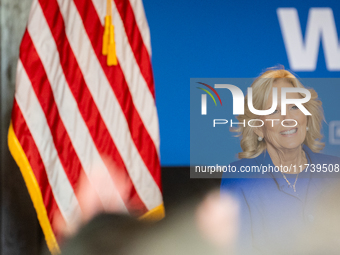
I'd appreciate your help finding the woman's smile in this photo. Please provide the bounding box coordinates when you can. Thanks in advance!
[280,128,298,136]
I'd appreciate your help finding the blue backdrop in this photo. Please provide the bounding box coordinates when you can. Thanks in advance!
[143,0,340,166]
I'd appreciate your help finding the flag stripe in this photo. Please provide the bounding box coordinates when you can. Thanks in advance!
[128,0,152,56]
[91,0,160,157]
[15,59,81,224]
[73,0,163,208]
[113,0,155,97]
[20,31,84,202]
[33,0,131,214]
[12,101,65,241]
[12,100,59,225]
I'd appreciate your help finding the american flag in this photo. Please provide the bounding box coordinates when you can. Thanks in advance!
[8,0,163,253]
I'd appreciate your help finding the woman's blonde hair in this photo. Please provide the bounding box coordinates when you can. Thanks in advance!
[233,67,325,159]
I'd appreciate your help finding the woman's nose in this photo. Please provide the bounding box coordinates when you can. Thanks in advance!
[281,108,296,124]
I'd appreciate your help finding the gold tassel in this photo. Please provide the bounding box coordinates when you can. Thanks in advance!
[102,0,117,66]
[107,24,117,66]
[102,15,111,55]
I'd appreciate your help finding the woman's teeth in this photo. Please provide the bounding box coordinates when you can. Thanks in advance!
[280,128,297,135]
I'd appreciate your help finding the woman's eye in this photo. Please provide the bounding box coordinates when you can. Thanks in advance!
[291,105,298,110]
[270,109,279,115]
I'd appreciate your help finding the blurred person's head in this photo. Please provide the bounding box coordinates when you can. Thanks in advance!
[58,213,149,255]
[233,67,324,159]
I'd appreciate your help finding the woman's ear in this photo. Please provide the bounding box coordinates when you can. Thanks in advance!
[253,127,264,138]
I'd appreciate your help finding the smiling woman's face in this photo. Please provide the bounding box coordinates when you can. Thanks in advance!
[258,79,308,151]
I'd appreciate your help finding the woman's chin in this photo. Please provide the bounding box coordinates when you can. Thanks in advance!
[277,134,304,149]
[279,142,303,150]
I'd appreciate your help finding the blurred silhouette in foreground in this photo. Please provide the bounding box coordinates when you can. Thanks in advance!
[52,182,239,255]
[46,163,340,255]
[47,156,340,255]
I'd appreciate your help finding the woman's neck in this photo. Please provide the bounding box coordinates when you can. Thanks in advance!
[266,144,307,174]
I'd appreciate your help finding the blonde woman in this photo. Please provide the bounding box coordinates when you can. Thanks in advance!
[220,68,340,254]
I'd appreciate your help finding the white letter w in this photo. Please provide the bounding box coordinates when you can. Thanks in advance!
[277,8,340,71]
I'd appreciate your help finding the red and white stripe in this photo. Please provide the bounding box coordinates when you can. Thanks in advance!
[12,0,162,231]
